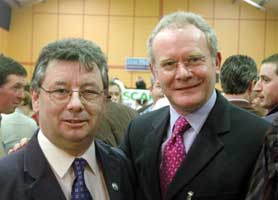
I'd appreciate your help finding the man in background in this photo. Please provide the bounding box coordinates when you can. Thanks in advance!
[0,54,27,157]
[121,11,269,200]
[220,54,261,115]
[1,90,37,152]
[253,54,278,123]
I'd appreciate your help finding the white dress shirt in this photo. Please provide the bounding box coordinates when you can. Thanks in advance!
[161,90,217,155]
[38,131,110,200]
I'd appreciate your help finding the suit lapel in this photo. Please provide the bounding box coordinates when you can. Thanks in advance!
[142,107,170,200]
[167,93,231,200]
[23,132,66,200]
[95,141,121,200]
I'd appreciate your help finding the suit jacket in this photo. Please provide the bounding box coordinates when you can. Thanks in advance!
[96,100,138,146]
[228,99,262,116]
[264,106,278,124]
[245,120,278,200]
[121,92,270,200]
[0,131,135,200]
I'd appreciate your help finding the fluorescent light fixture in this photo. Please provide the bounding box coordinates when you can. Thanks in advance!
[242,0,266,10]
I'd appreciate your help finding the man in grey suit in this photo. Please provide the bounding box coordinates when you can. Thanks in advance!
[0,38,134,200]
[0,55,27,157]
[121,11,269,200]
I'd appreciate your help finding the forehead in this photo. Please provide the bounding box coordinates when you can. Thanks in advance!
[3,74,26,87]
[260,63,278,78]
[152,25,208,57]
[43,60,103,86]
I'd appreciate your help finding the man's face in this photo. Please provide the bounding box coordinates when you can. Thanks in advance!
[0,74,25,114]
[253,63,278,110]
[151,25,221,115]
[109,85,121,103]
[150,80,164,103]
[32,60,105,155]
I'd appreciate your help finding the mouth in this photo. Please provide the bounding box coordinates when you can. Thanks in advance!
[176,81,202,90]
[62,119,88,128]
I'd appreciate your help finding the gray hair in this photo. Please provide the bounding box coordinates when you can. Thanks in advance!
[147,11,218,64]
[220,55,257,94]
[31,38,108,91]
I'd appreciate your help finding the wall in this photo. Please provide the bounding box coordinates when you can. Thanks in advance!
[1,0,278,88]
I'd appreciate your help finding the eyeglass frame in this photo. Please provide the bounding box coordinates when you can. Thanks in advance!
[155,54,207,74]
[39,86,104,105]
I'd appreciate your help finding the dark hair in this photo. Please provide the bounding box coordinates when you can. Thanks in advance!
[220,55,257,94]
[31,38,108,92]
[262,54,278,75]
[0,55,27,86]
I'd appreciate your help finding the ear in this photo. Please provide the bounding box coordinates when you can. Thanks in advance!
[214,52,222,73]
[31,89,40,113]
[150,64,158,81]
[247,80,256,93]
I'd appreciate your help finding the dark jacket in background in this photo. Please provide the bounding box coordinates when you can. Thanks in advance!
[96,100,138,146]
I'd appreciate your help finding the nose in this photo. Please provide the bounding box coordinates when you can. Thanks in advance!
[175,62,192,79]
[17,89,25,99]
[66,91,84,112]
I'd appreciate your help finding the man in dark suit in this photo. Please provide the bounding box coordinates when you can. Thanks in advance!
[0,38,134,200]
[220,54,262,116]
[121,11,269,200]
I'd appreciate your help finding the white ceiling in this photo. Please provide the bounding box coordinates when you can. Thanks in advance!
[248,0,278,10]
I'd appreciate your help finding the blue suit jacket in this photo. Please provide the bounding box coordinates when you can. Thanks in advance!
[0,131,135,200]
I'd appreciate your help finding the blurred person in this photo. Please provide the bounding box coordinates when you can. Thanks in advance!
[253,54,278,123]
[0,38,135,200]
[135,76,147,89]
[96,81,138,146]
[251,95,268,117]
[109,80,122,103]
[1,86,37,152]
[220,54,261,115]
[121,11,269,200]
[245,118,278,200]
[18,91,34,116]
[139,79,169,114]
[0,55,27,157]
[1,106,37,152]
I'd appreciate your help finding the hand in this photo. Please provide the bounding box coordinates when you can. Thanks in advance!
[8,138,29,154]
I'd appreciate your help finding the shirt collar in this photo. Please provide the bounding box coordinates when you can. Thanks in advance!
[169,90,217,133]
[38,130,98,178]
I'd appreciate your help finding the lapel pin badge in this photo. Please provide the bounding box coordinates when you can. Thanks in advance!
[186,191,194,200]
[112,182,119,191]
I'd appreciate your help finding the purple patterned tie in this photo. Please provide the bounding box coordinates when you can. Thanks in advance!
[71,158,93,200]
[160,116,190,197]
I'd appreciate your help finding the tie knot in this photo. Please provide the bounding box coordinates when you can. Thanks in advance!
[72,158,87,177]
[173,116,190,136]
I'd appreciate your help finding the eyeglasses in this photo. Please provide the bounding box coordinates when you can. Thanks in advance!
[40,86,104,105]
[157,55,207,74]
